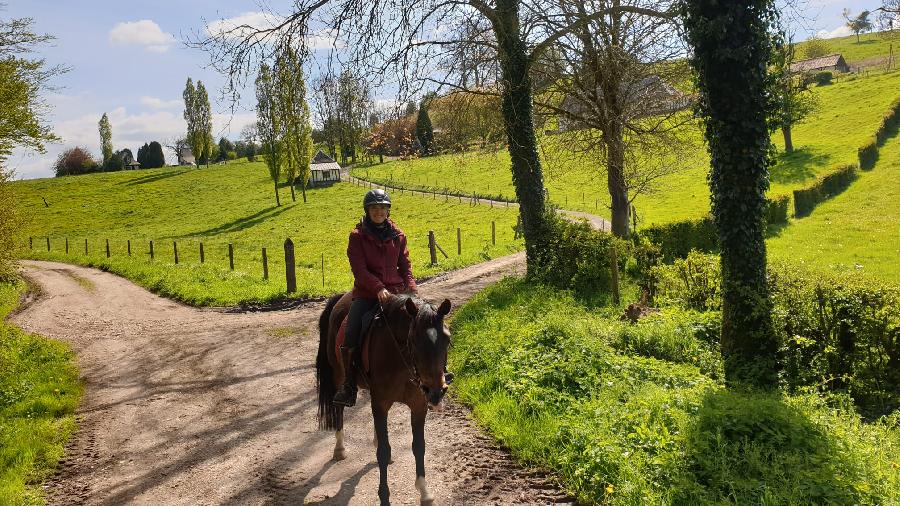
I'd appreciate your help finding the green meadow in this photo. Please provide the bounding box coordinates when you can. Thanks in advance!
[798,31,900,66]
[0,281,82,505]
[12,159,522,306]
[354,71,900,227]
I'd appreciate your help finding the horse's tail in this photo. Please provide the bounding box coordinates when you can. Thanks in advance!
[317,293,344,431]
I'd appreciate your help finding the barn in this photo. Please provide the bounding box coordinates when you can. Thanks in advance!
[789,54,850,74]
[308,151,341,187]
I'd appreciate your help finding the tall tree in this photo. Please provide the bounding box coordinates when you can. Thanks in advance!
[146,141,165,168]
[682,0,779,388]
[275,46,314,203]
[196,81,213,168]
[98,112,112,163]
[240,123,258,161]
[415,99,434,155]
[769,35,818,153]
[843,9,873,43]
[183,78,200,166]
[256,63,282,206]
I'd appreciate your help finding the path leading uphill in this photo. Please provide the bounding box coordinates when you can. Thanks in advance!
[12,255,576,505]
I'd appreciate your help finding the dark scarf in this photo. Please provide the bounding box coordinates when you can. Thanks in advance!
[363,215,395,241]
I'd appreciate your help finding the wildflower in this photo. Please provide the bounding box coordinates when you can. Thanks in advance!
[605,484,614,494]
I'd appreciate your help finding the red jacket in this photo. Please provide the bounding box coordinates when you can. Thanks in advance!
[347,219,417,299]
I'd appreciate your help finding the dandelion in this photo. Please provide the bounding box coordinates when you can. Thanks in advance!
[605,484,615,494]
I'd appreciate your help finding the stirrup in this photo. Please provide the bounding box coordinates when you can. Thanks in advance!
[333,383,357,407]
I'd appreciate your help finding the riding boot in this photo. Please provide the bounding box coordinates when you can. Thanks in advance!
[333,346,358,407]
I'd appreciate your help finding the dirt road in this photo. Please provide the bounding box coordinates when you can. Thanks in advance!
[12,255,574,505]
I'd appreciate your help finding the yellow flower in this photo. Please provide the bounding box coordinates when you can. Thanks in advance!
[605,484,615,494]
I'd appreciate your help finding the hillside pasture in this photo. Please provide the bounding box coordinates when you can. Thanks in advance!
[355,71,900,226]
[12,160,522,306]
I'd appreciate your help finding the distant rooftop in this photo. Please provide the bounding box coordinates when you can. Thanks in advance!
[789,54,845,73]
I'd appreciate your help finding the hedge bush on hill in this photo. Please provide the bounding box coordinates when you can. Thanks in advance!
[814,71,833,85]
[653,252,900,418]
[792,164,858,217]
[874,97,900,147]
[858,140,879,170]
[531,217,625,297]
[765,194,790,225]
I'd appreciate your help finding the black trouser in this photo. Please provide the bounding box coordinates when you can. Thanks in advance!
[345,297,378,349]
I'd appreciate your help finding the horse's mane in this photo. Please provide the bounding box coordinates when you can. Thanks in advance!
[382,294,436,322]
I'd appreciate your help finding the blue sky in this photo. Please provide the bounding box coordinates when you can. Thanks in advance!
[6,0,880,179]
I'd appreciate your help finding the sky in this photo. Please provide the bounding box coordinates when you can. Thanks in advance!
[5,0,883,180]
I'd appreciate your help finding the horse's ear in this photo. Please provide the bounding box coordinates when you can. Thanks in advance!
[437,299,451,316]
[405,297,419,317]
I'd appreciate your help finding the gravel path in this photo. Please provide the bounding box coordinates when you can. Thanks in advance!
[11,255,575,505]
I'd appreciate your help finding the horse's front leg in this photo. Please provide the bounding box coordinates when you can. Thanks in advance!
[372,398,392,506]
[411,402,434,505]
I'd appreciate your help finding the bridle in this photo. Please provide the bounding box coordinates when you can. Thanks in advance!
[380,300,442,389]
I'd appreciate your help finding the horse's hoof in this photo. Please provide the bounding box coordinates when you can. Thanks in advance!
[420,499,434,506]
[333,448,347,461]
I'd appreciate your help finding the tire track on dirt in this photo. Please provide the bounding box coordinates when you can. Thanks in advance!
[13,254,575,505]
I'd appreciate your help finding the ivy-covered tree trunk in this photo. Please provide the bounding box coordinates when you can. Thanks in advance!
[682,0,779,388]
[494,0,553,274]
[782,125,794,153]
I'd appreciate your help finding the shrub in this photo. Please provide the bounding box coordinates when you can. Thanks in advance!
[0,169,25,281]
[629,236,662,302]
[653,250,722,312]
[792,164,858,217]
[765,194,790,225]
[53,147,100,177]
[858,139,878,170]
[639,216,718,262]
[532,217,625,297]
[814,70,833,86]
[874,97,900,147]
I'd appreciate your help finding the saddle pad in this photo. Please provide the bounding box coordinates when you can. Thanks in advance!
[335,315,373,372]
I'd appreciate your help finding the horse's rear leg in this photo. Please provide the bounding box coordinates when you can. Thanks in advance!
[373,399,392,506]
[333,406,347,461]
[411,404,434,505]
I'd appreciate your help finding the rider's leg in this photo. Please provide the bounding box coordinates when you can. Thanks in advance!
[334,297,377,407]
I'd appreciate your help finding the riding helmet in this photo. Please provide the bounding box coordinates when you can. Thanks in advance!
[363,188,391,209]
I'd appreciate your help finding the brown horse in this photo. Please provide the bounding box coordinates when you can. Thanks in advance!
[317,292,452,506]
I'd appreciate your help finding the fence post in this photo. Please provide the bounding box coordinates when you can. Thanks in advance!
[457,228,461,255]
[173,241,179,264]
[65,237,69,255]
[610,243,621,305]
[228,243,234,270]
[29,237,33,250]
[46,237,50,252]
[491,221,496,245]
[149,240,154,260]
[200,242,205,263]
[127,239,131,256]
[84,238,88,255]
[262,247,268,280]
[428,231,438,265]
[105,239,110,258]
[284,238,296,293]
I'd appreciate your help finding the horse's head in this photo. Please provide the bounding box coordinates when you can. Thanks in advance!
[404,297,452,409]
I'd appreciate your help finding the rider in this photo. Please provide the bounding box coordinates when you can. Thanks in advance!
[333,188,416,407]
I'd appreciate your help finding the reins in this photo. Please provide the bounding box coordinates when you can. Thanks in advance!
[379,302,428,388]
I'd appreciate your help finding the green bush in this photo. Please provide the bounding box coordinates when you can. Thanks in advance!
[814,70,833,85]
[653,250,722,312]
[532,217,624,297]
[874,97,900,147]
[765,194,790,225]
[792,164,858,217]
[639,216,718,262]
[858,139,879,170]
[628,236,662,302]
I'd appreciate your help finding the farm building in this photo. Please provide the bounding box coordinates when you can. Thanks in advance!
[789,54,850,74]
[308,151,341,187]
[177,147,196,166]
[557,75,692,133]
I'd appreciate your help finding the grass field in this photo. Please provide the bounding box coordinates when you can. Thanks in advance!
[767,134,900,282]
[354,70,900,227]
[449,277,900,504]
[798,31,899,66]
[0,280,82,505]
[12,160,522,306]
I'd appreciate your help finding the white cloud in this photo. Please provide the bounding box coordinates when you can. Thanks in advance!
[109,20,176,52]
[140,96,182,109]
[817,25,853,39]
[206,12,339,49]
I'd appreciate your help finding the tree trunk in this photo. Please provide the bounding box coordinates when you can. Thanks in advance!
[782,125,793,153]
[494,0,553,274]
[274,182,281,206]
[606,130,630,238]
[290,176,296,202]
[683,0,778,389]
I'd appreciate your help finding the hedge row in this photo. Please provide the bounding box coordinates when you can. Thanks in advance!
[639,196,788,261]
[858,96,900,170]
[792,164,858,218]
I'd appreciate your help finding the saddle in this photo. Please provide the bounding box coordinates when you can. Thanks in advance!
[335,306,382,373]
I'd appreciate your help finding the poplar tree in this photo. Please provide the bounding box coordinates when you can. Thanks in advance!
[183,78,200,166]
[196,81,213,167]
[275,46,314,203]
[98,112,112,163]
[256,63,282,206]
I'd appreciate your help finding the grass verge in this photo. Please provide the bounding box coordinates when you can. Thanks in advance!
[449,277,900,504]
[0,279,81,505]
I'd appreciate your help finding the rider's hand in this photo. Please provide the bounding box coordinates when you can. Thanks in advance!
[377,288,391,305]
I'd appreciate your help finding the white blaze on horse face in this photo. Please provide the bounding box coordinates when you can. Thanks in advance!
[426,327,438,344]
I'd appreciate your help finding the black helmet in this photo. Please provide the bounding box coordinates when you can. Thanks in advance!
[363,188,391,209]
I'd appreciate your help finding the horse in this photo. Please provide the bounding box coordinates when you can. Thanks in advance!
[317,292,452,506]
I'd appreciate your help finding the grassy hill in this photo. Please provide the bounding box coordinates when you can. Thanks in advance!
[768,134,900,282]
[355,71,900,227]
[797,31,899,67]
[12,160,522,305]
